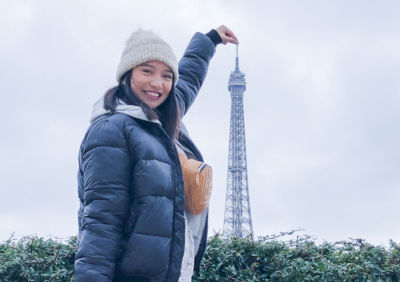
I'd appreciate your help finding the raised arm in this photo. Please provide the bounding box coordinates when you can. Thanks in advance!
[175,25,238,116]
[75,119,131,281]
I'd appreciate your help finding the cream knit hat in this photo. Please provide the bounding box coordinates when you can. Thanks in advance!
[116,29,179,84]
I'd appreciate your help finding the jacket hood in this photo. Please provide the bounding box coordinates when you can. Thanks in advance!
[90,96,161,125]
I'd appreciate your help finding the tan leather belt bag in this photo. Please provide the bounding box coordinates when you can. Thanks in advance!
[178,152,213,215]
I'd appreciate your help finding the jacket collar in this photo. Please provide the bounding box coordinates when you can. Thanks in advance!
[90,96,161,125]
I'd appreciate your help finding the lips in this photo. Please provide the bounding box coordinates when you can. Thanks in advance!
[144,91,161,97]
[143,90,161,100]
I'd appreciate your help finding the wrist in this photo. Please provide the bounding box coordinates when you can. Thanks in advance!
[205,29,222,46]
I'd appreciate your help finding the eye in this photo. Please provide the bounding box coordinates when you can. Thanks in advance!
[163,74,173,80]
[141,68,152,74]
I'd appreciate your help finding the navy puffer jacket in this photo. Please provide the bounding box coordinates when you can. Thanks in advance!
[74,33,216,281]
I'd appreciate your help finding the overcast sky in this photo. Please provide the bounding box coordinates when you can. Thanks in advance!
[1,0,399,246]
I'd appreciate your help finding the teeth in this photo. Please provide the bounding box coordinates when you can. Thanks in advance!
[146,92,160,97]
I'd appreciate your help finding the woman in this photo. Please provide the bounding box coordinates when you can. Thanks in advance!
[74,25,238,281]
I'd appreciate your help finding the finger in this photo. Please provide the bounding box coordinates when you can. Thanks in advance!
[223,30,239,44]
[230,33,239,43]
[225,36,239,44]
[229,37,239,44]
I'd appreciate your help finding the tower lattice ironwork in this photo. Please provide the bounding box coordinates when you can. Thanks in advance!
[223,46,254,239]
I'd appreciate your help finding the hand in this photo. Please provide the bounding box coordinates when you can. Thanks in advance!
[215,25,239,45]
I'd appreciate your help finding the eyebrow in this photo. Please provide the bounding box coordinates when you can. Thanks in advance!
[138,63,173,74]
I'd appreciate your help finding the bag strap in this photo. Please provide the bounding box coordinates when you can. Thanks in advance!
[178,151,188,165]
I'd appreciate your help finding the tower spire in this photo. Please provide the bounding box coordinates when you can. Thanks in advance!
[235,45,239,71]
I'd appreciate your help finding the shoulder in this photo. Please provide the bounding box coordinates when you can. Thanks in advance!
[91,113,143,133]
[82,113,141,154]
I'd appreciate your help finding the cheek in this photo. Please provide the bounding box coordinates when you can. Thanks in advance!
[130,72,146,90]
[129,81,135,92]
[130,76,137,91]
[165,83,173,95]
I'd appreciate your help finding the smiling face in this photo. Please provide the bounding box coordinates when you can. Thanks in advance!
[130,61,174,109]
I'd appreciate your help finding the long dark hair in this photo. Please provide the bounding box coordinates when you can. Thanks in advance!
[103,70,180,140]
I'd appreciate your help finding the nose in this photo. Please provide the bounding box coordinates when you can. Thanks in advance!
[149,76,163,89]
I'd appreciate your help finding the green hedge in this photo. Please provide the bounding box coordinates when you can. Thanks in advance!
[0,235,75,281]
[194,234,400,281]
[1,233,399,281]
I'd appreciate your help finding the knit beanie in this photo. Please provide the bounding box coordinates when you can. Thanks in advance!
[116,29,179,84]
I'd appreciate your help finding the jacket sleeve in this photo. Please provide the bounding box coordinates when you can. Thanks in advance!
[74,119,131,281]
[175,32,217,116]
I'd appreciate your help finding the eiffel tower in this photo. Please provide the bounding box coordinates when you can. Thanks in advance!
[223,46,254,239]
